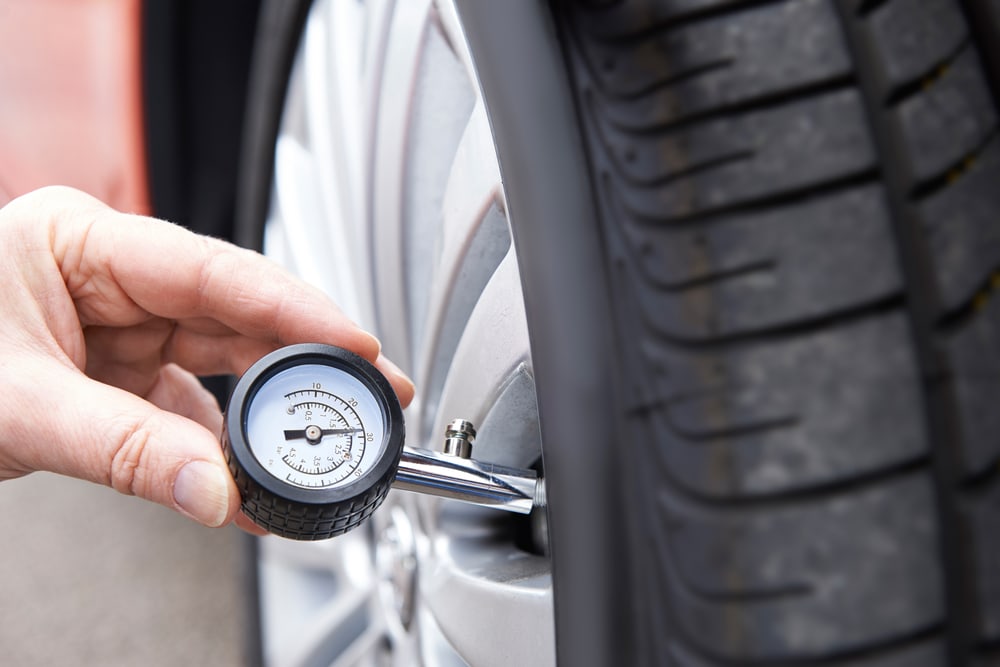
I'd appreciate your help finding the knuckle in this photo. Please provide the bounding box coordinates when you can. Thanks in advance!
[195,238,236,309]
[108,415,155,497]
[1,186,88,225]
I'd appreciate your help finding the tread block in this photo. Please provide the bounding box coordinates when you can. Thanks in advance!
[894,48,996,184]
[621,186,901,338]
[653,474,942,660]
[575,0,851,130]
[641,313,927,497]
[921,137,1000,314]
[943,287,1000,477]
[598,89,876,221]
[866,0,967,90]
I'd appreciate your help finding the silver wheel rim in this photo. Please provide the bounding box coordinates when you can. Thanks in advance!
[258,1,554,665]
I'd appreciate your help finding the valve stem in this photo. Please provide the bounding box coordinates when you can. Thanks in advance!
[442,419,476,458]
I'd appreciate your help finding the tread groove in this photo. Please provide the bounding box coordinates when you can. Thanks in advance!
[653,520,815,607]
[660,411,798,442]
[833,2,977,663]
[961,456,1000,494]
[645,259,777,292]
[936,267,1000,332]
[911,128,997,200]
[583,94,759,186]
[610,147,758,189]
[634,290,903,349]
[610,167,880,228]
[885,39,971,106]
[857,0,891,17]
[590,74,857,136]
[573,0,789,45]
[583,54,735,102]
[642,432,929,510]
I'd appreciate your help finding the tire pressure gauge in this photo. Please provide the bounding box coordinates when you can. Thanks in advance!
[222,344,405,540]
[224,343,543,541]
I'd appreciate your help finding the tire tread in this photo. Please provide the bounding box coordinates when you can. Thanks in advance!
[555,0,1000,662]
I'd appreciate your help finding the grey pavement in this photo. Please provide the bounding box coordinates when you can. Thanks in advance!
[0,472,253,666]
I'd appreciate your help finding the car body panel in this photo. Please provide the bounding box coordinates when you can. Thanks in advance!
[0,0,149,213]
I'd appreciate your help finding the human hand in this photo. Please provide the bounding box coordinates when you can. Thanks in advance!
[0,186,415,531]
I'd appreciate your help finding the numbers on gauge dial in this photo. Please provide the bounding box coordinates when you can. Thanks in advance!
[244,362,386,490]
[279,392,366,478]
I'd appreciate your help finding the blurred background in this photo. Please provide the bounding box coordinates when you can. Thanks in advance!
[0,0,265,663]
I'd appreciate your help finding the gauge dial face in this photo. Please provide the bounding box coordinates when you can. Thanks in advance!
[244,363,387,489]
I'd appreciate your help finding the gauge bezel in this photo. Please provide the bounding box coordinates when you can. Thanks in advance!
[224,343,405,507]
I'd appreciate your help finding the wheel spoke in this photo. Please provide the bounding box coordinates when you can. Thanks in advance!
[473,365,542,468]
[299,0,373,327]
[415,99,508,438]
[370,0,434,373]
[402,15,478,370]
[271,136,337,292]
[434,0,478,83]
[430,251,531,442]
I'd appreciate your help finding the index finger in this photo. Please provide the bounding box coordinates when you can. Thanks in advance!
[46,187,382,363]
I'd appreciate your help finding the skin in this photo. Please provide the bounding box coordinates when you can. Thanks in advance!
[0,186,415,533]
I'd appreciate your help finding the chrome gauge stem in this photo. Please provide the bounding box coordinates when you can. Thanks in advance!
[392,447,542,514]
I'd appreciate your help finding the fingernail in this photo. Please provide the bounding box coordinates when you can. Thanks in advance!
[378,354,414,392]
[174,461,230,528]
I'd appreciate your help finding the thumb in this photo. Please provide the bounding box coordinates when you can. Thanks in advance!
[4,357,239,527]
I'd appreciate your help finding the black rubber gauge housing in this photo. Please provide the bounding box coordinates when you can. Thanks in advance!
[222,344,405,540]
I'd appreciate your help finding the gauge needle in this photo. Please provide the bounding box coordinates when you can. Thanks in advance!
[283,428,362,440]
